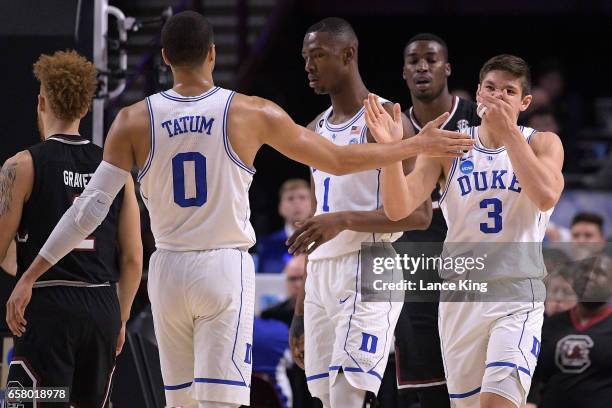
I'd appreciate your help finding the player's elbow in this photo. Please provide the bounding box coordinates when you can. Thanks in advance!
[535,189,560,212]
[385,206,410,222]
[413,208,433,230]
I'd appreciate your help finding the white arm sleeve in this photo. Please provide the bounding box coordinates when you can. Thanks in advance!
[39,161,130,265]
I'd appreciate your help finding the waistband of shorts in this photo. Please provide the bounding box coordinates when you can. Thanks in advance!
[154,247,250,254]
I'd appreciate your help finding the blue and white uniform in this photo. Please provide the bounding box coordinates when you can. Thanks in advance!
[304,103,403,399]
[438,126,551,408]
[140,87,255,406]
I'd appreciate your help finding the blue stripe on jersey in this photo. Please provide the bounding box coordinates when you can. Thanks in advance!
[527,129,537,144]
[160,86,221,102]
[137,97,156,182]
[439,158,458,204]
[223,92,256,175]
[324,107,365,132]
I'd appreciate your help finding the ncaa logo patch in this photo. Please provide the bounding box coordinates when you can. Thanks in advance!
[555,334,594,373]
[460,160,474,174]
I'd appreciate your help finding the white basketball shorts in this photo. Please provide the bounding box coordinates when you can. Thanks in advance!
[148,248,255,407]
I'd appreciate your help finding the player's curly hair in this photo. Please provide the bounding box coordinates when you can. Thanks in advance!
[33,50,98,121]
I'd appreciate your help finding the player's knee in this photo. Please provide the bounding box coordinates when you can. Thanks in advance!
[480,374,524,408]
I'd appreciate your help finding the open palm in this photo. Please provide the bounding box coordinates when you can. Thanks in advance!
[364,93,403,143]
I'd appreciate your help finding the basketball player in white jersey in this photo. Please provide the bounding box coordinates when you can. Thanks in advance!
[286,18,435,408]
[363,55,564,408]
[8,11,474,408]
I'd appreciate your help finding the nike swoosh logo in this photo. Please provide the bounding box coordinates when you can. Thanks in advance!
[339,296,350,304]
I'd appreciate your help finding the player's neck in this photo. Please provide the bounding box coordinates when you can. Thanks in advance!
[575,303,608,321]
[42,118,80,139]
[171,65,215,96]
[411,91,454,127]
[328,73,369,121]
[477,123,505,149]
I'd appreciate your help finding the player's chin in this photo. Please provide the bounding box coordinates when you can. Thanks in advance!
[312,86,329,95]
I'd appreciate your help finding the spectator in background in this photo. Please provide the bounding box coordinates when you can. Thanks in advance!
[258,179,311,273]
[543,249,576,316]
[261,254,306,326]
[570,212,607,259]
[528,257,612,408]
[252,317,293,408]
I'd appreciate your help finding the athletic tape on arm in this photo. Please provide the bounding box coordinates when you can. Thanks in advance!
[39,161,129,265]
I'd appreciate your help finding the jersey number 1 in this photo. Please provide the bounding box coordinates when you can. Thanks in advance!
[172,152,207,207]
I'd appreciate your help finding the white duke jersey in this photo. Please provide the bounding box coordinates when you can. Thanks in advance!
[309,103,401,261]
[138,87,256,251]
[439,126,553,280]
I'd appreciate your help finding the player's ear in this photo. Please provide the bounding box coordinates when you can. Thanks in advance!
[343,46,355,64]
[208,44,216,63]
[37,93,45,113]
[520,93,533,112]
[445,62,451,77]
[161,48,171,66]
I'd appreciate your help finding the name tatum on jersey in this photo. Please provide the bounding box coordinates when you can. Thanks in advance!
[160,115,215,138]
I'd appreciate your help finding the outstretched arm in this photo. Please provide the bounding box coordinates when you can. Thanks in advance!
[364,94,453,221]
[237,95,472,176]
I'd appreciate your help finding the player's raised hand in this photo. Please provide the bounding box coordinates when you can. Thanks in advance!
[479,93,516,137]
[413,113,475,157]
[364,93,403,144]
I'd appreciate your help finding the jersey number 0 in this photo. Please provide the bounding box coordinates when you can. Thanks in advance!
[172,152,208,207]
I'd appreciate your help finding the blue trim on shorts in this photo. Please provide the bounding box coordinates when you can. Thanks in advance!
[230,251,248,386]
[518,311,531,374]
[343,251,364,370]
[329,366,382,381]
[164,381,192,390]
[306,372,330,382]
[485,361,531,376]
[194,377,248,387]
[449,386,481,399]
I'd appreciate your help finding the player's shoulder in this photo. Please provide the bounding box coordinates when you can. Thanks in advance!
[527,129,563,152]
[3,150,33,172]
[228,93,285,123]
[110,99,150,138]
[307,110,328,131]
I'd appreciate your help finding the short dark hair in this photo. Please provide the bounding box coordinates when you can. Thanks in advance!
[306,17,358,47]
[572,212,604,231]
[405,33,448,61]
[161,11,214,67]
[479,54,531,96]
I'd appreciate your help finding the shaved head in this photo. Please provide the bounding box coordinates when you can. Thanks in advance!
[305,17,358,49]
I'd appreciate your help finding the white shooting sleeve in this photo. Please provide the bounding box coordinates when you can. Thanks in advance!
[39,161,129,265]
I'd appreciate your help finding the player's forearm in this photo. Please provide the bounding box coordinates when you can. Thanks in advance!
[380,162,426,221]
[505,130,563,210]
[20,255,52,284]
[330,137,422,175]
[338,204,431,233]
[117,255,143,323]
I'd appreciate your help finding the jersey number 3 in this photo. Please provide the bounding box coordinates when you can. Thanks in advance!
[172,152,207,207]
[479,198,502,233]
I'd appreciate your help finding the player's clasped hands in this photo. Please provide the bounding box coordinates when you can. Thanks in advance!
[363,93,475,157]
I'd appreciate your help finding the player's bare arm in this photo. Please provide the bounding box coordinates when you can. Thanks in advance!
[228,93,473,175]
[103,100,150,172]
[287,105,432,255]
[2,152,34,336]
[115,176,143,355]
[0,152,33,261]
[365,93,467,220]
[480,94,564,211]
